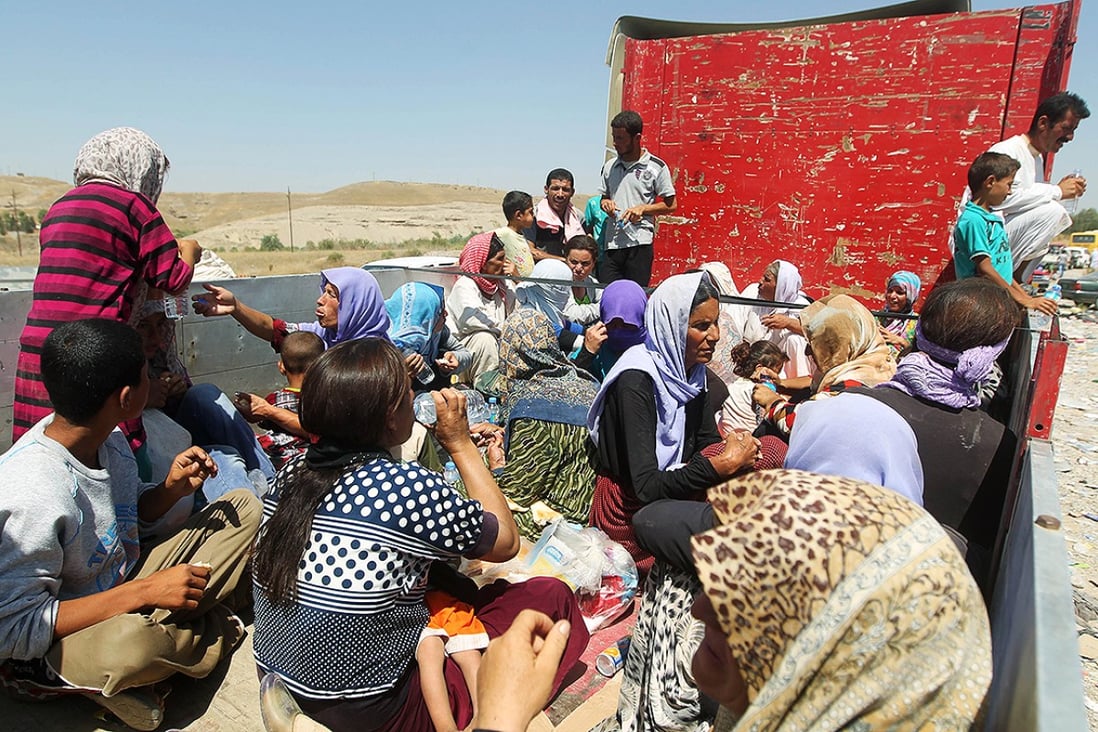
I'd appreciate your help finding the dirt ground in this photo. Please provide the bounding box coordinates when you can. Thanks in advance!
[1053,299,1098,729]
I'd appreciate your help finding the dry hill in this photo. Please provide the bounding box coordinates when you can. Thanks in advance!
[0,177,592,274]
[0,176,511,236]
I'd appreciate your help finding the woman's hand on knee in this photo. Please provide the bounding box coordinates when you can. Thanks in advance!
[710,431,760,478]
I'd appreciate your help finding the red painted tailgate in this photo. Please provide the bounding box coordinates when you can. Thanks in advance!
[621,1,1078,301]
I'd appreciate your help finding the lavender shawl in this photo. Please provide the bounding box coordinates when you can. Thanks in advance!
[588,271,709,469]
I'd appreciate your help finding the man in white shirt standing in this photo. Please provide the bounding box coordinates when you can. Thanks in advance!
[597,110,677,287]
[989,91,1090,282]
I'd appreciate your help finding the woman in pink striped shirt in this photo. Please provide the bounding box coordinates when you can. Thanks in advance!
[13,127,201,442]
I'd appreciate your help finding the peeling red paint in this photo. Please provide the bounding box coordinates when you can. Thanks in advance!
[626,1,1078,301]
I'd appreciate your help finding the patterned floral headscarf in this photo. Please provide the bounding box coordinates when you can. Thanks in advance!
[691,469,992,731]
[500,308,571,382]
[798,294,896,391]
[74,127,169,204]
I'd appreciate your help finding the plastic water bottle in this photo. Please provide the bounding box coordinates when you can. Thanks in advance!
[1070,169,1084,213]
[411,389,489,426]
[443,461,459,485]
[162,295,189,319]
[1029,310,1052,332]
[486,397,500,425]
[459,387,490,424]
[402,347,435,385]
[617,214,640,243]
[413,392,438,425]
[1046,283,1062,301]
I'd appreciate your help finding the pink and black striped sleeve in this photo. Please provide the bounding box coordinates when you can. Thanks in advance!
[134,197,193,295]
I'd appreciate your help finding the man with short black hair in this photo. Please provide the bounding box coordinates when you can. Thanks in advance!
[525,168,585,262]
[597,110,677,286]
[0,319,260,730]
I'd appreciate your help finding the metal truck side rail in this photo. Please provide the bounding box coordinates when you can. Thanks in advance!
[0,270,1085,727]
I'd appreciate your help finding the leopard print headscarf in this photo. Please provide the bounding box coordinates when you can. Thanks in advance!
[691,469,991,730]
[73,127,169,204]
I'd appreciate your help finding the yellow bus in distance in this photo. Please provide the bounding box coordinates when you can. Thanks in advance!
[1070,231,1098,249]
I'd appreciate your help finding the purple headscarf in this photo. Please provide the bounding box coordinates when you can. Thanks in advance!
[600,280,648,353]
[785,394,924,505]
[880,322,1009,409]
[298,267,390,348]
[588,271,709,469]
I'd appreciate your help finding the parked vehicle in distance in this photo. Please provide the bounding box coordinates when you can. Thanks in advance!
[1058,272,1098,305]
[1067,246,1088,268]
[1069,230,1098,249]
[1030,264,1052,293]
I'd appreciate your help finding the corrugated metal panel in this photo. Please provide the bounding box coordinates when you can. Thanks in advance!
[0,268,466,448]
[987,438,1088,731]
[617,2,1076,300]
[0,291,34,438]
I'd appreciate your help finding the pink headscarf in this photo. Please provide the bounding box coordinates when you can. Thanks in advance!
[459,232,499,297]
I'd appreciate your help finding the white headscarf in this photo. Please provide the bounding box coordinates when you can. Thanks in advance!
[73,127,169,204]
[700,261,767,349]
[774,260,806,307]
[516,259,573,329]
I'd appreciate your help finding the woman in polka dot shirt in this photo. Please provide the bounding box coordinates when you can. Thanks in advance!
[250,337,589,732]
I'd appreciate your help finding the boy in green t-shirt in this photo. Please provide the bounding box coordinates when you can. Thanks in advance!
[492,191,534,277]
[953,152,1057,315]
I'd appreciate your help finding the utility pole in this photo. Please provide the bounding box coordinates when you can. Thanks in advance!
[10,191,21,257]
[286,187,295,253]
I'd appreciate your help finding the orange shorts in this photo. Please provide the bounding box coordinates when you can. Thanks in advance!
[421,590,489,654]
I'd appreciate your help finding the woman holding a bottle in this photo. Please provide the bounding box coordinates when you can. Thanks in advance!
[385,282,472,390]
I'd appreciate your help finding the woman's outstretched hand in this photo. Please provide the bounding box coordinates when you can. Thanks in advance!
[193,283,236,317]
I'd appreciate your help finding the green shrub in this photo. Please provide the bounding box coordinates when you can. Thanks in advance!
[260,234,285,251]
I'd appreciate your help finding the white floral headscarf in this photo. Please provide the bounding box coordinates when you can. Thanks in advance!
[73,127,169,204]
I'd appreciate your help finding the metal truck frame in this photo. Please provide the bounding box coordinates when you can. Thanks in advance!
[0,0,1086,728]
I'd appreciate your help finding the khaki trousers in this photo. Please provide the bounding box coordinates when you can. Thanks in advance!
[46,489,261,696]
[456,331,499,386]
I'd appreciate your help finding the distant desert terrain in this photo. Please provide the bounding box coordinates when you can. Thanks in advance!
[0,176,583,275]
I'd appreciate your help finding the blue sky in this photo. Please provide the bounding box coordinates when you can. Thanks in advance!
[1,0,1095,195]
